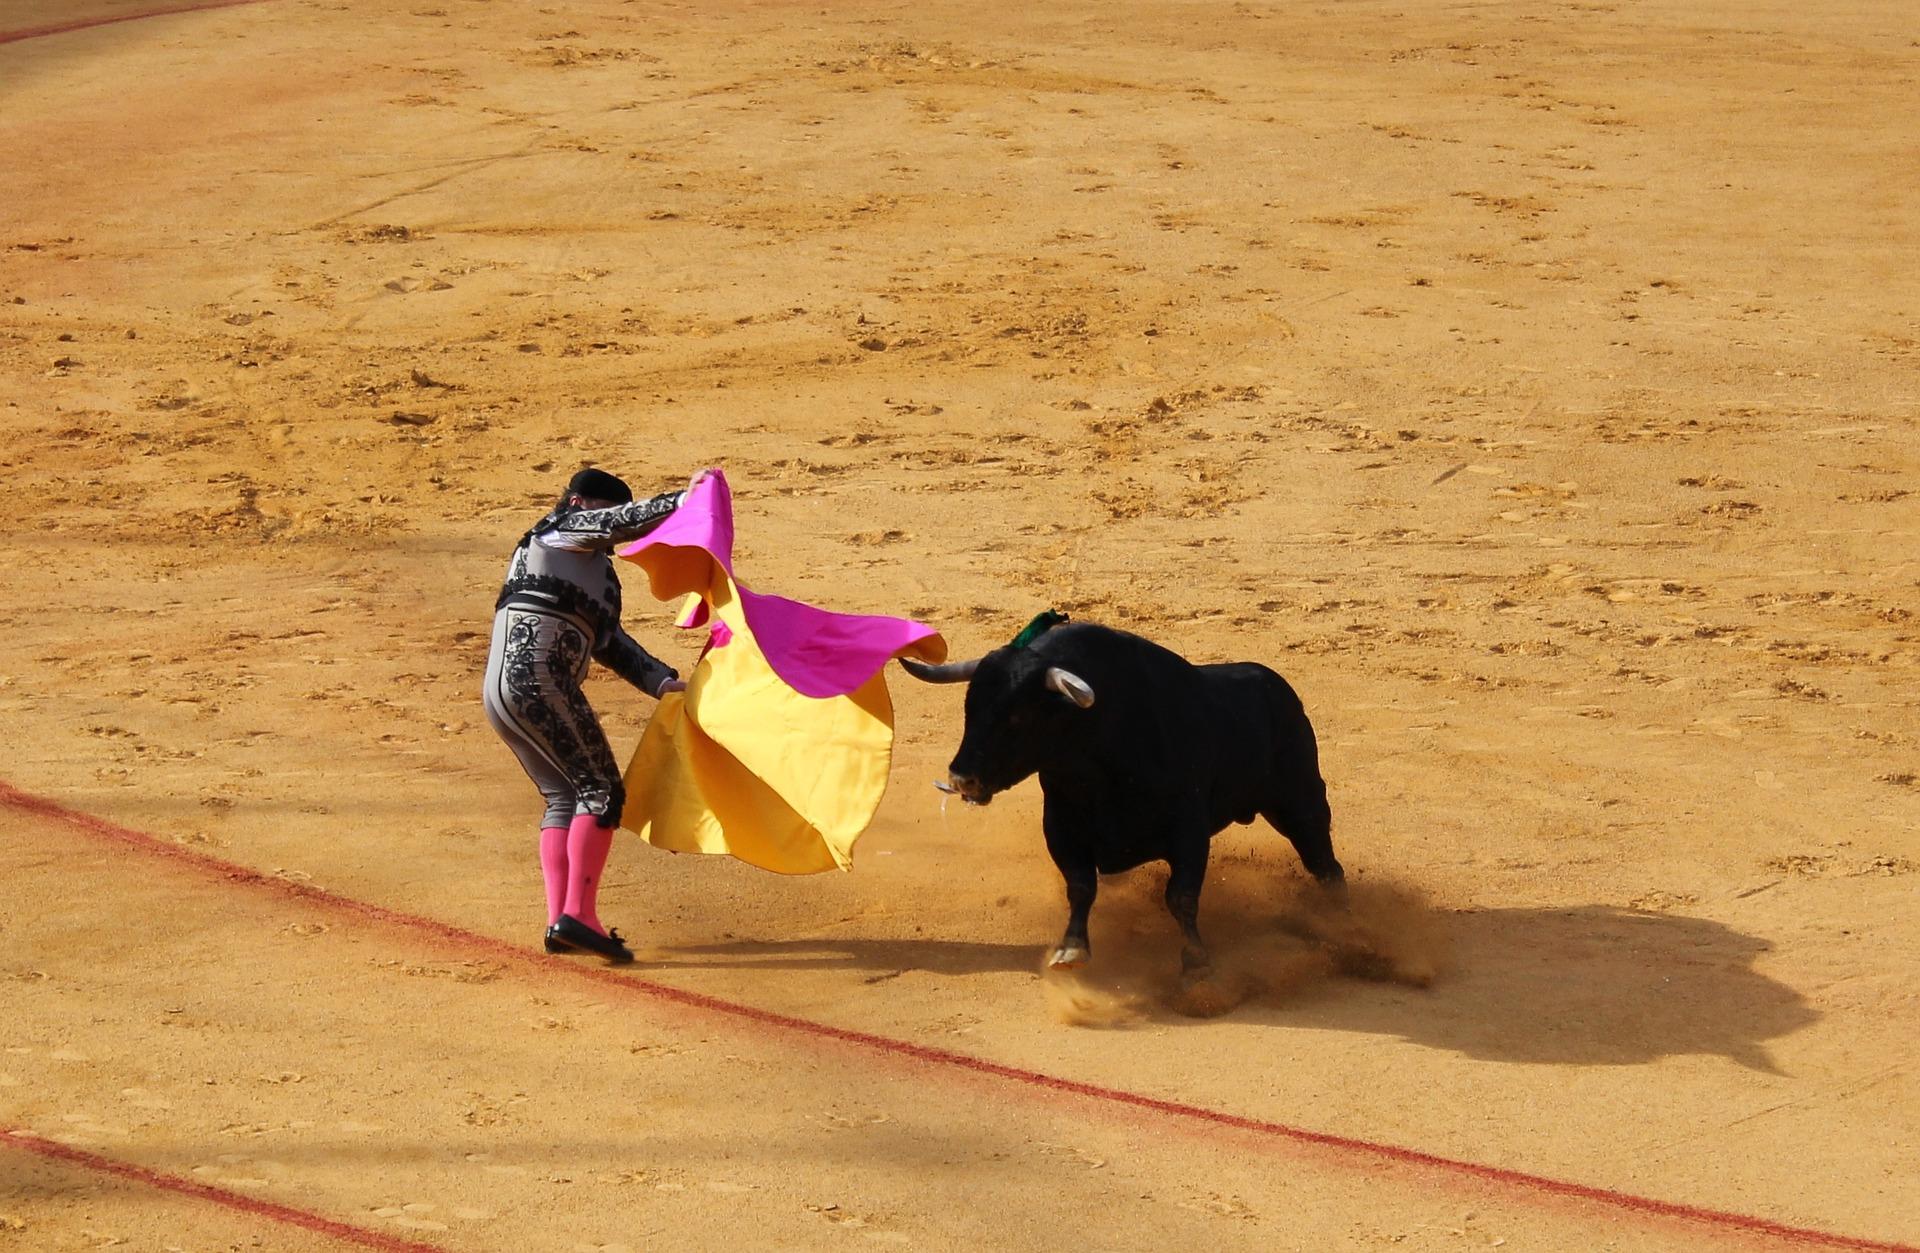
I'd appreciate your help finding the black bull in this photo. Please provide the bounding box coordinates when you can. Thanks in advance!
[902,621,1345,977]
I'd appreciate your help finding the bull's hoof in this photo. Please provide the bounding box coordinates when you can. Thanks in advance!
[1180,945,1213,980]
[1048,943,1091,970]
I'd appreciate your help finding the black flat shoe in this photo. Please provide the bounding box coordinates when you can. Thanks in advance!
[553,914,634,964]
[543,924,577,954]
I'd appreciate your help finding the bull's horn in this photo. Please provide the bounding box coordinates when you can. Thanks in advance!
[899,655,980,683]
[1045,667,1095,708]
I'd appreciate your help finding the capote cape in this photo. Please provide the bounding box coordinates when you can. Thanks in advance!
[616,469,946,873]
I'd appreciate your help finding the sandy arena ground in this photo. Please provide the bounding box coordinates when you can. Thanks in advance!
[2,0,1917,1249]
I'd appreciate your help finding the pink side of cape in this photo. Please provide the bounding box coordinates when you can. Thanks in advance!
[618,469,943,699]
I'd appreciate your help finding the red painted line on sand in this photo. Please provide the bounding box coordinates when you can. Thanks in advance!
[3,779,1913,1253]
[1,1128,442,1253]
[0,0,276,48]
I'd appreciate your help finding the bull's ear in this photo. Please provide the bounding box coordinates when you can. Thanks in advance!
[1045,667,1095,709]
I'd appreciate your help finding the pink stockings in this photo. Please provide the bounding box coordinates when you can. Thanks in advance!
[538,827,569,925]
[553,813,613,935]
[540,816,614,933]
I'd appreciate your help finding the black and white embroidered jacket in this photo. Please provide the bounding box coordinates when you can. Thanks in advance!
[494,491,684,697]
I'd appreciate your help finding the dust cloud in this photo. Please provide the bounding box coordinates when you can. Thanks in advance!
[1042,855,1452,1023]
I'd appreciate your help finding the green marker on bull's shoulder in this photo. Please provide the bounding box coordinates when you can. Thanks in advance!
[1009,609,1069,650]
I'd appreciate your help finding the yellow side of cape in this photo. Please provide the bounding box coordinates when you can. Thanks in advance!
[619,581,898,875]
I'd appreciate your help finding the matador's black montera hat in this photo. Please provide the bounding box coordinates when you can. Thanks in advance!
[567,467,633,504]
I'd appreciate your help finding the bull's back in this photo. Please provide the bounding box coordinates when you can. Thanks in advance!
[1189,662,1315,827]
[1032,626,1315,846]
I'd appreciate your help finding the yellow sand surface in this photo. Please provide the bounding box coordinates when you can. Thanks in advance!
[2,1,1915,1249]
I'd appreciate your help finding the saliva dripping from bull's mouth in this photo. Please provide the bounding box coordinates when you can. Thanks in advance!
[933,779,990,806]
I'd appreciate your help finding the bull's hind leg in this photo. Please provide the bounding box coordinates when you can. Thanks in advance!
[1166,838,1212,978]
[1263,778,1345,893]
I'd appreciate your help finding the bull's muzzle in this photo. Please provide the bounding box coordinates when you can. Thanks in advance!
[946,772,992,805]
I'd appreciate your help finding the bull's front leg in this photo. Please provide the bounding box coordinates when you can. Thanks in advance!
[1165,836,1211,979]
[1043,817,1097,969]
[1050,861,1097,969]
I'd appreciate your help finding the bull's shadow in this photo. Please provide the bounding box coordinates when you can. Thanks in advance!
[1248,901,1816,1072]
[665,898,1816,1072]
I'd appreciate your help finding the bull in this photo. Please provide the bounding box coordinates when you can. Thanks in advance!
[902,613,1344,978]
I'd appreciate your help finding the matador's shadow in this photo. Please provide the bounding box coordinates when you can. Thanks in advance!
[661,935,1040,981]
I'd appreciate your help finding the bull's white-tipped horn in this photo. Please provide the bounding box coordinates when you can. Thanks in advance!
[899,655,981,684]
[1045,667,1096,708]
